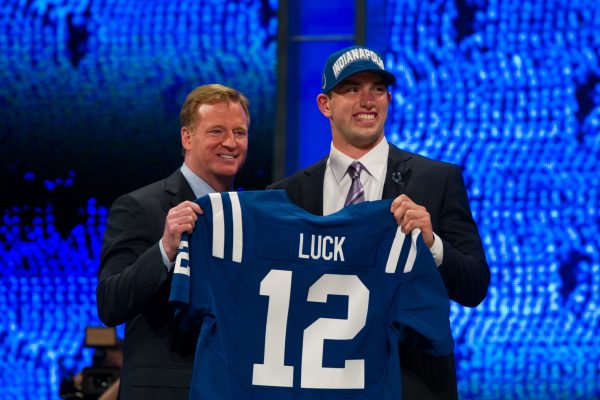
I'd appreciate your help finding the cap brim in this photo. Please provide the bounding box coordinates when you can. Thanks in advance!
[324,68,396,93]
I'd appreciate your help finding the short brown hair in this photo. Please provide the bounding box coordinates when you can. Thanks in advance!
[179,84,250,130]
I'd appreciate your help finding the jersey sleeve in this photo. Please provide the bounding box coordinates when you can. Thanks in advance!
[169,232,191,310]
[169,195,218,321]
[390,230,455,356]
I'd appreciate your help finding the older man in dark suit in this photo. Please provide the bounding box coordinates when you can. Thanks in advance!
[96,84,250,399]
[269,45,489,399]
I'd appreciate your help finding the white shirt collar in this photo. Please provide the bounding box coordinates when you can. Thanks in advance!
[180,162,216,199]
[328,137,389,183]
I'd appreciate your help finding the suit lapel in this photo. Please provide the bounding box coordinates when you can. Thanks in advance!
[382,145,413,199]
[301,158,327,215]
[164,169,196,208]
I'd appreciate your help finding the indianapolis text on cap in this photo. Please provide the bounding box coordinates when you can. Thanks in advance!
[332,48,385,79]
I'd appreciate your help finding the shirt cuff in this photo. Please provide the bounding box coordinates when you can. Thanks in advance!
[429,232,444,267]
[159,239,175,272]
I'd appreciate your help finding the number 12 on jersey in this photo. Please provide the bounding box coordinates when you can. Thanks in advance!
[252,269,370,390]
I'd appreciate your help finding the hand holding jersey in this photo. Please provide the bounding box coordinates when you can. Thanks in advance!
[162,201,203,261]
[391,194,435,249]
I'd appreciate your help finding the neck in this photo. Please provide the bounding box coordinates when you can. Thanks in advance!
[183,160,233,193]
[206,178,232,193]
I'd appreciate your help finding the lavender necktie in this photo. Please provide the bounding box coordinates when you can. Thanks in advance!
[344,161,365,206]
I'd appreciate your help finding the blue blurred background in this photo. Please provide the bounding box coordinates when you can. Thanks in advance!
[1,0,598,399]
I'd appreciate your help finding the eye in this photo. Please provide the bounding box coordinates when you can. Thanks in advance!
[342,85,359,94]
[208,128,224,136]
[234,130,248,138]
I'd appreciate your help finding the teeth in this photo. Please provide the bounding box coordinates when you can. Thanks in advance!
[356,114,375,120]
[220,154,235,159]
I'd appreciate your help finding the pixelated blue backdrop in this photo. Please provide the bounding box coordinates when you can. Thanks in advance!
[1,0,599,399]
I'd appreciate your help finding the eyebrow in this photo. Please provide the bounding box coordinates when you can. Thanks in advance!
[206,124,248,131]
[206,125,226,130]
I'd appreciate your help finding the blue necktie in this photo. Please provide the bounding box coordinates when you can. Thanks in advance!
[344,161,365,206]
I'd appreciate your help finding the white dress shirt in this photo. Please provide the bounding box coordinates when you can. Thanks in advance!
[323,138,389,215]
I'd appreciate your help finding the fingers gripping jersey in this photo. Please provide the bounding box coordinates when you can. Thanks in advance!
[169,190,454,400]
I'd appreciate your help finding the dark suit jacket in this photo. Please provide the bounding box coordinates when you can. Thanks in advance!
[268,144,490,399]
[97,170,197,400]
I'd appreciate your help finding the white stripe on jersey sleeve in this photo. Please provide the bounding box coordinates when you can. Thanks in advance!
[174,240,190,277]
[403,229,421,273]
[385,228,406,274]
[384,228,421,274]
[229,192,243,263]
[209,193,225,259]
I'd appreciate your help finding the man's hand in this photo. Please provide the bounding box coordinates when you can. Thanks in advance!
[390,194,435,248]
[162,201,203,261]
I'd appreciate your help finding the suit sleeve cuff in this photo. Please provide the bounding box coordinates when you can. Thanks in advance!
[430,232,444,267]
[159,238,175,272]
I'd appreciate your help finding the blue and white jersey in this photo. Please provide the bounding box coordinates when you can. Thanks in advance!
[170,190,453,400]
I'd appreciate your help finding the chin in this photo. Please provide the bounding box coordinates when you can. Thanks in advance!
[352,133,382,147]
[214,166,241,177]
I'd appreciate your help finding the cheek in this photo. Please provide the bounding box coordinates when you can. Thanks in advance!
[378,101,389,114]
[330,104,346,120]
[202,139,222,151]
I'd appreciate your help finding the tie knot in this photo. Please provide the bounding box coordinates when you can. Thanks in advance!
[347,161,363,180]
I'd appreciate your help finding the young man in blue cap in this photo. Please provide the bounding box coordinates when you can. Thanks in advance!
[269,45,489,399]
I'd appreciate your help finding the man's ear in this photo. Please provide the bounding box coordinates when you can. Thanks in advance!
[181,127,193,150]
[316,93,332,118]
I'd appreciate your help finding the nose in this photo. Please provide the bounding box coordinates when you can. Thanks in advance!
[359,88,375,107]
[221,131,237,149]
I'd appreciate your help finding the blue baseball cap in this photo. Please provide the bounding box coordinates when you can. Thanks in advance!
[321,45,396,93]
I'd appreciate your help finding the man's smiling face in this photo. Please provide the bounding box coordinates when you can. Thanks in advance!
[317,71,391,156]
[182,101,249,191]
